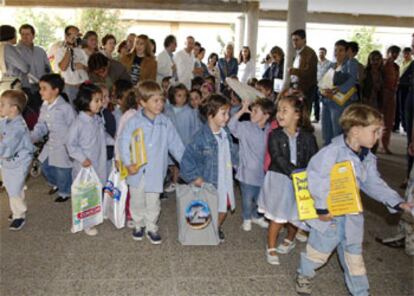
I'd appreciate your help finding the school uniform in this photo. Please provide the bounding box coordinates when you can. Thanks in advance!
[0,115,34,219]
[298,135,404,296]
[31,96,76,198]
[118,109,185,232]
[66,112,107,185]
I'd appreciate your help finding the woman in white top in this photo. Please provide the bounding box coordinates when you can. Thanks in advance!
[238,46,255,84]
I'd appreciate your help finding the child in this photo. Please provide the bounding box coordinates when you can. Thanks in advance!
[256,79,275,102]
[31,74,76,203]
[67,82,107,236]
[200,81,214,101]
[0,90,34,230]
[228,98,276,231]
[118,80,184,244]
[181,94,238,242]
[189,89,202,110]
[161,76,172,99]
[164,83,202,192]
[296,104,413,296]
[258,94,318,265]
[111,79,133,129]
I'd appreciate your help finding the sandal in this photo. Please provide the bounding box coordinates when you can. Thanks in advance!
[276,238,296,254]
[266,248,280,265]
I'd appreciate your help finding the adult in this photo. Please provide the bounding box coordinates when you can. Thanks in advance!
[101,34,116,59]
[120,34,157,85]
[116,40,128,61]
[207,52,221,92]
[380,45,401,154]
[314,47,332,123]
[288,29,318,114]
[361,50,383,109]
[346,41,365,101]
[126,33,136,53]
[156,34,177,84]
[218,43,238,91]
[195,47,208,78]
[82,31,99,58]
[55,25,89,104]
[88,52,130,89]
[238,46,255,84]
[262,46,284,92]
[149,39,156,55]
[0,25,29,93]
[174,36,196,89]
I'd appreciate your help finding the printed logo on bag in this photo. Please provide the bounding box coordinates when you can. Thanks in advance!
[185,200,212,229]
[103,181,121,201]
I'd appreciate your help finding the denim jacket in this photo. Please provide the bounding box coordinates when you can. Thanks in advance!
[180,123,239,188]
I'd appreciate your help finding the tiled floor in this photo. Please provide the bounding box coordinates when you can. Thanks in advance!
[1,128,413,296]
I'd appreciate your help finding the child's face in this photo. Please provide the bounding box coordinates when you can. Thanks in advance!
[162,80,170,92]
[141,94,165,118]
[135,38,146,56]
[352,124,383,149]
[256,85,271,97]
[209,106,230,130]
[250,105,269,125]
[39,81,59,103]
[230,93,241,107]
[89,93,103,114]
[276,100,299,129]
[189,91,201,109]
[174,89,187,107]
[0,97,16,118]
[101,88,110,109]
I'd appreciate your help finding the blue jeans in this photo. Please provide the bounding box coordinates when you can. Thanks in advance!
[298,217,369,296]
[321,99,346,146]
[41,158,72,197]
[239,182,261,220]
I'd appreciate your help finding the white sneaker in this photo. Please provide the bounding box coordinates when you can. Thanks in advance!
[84,227,98,236]
[296,230,308,242]
[127,220,135,229]
[266,248,280,265]
[252,217,269,228]
[164,183,176,193]
[241,220,252,231]
[275,238,296,254]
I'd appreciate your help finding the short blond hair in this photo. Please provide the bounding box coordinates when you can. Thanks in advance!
[1,90,27,113]
[136,80,163,102]
[340,104,383,134]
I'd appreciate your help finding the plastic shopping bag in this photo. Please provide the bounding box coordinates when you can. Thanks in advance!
[71,167,103,233]
[103,167,128,229]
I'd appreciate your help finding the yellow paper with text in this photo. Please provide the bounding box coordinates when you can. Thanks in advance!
[119,128,147,180]
[292,170,318,220]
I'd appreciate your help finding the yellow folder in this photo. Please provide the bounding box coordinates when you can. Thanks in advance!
[292,161,363,220]
[119,128,147,180]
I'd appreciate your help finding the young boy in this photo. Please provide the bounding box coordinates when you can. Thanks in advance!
[118,80,184,244]
[255,79,276,102]
[0,90,34,230]
[296,104,413,296]
[228,98,275,231]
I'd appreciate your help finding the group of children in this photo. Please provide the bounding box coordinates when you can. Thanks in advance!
[1,71,412,295]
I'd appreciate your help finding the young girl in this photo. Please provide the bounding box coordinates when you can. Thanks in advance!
[258,93,318,265]
[228,98,276,231]
[0,90,34,230]
[181,94,238,242]
[111,79,133,129]
[189,89,202,109]
[31,74,76,203]
[67,82,107,236]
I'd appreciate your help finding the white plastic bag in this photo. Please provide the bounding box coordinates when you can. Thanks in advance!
[103,167,128,229]
[71,167,103,233]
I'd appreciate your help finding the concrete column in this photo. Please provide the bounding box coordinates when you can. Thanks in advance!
[235,14,246,56]
[282,0,308,90]
[245,1,260,75]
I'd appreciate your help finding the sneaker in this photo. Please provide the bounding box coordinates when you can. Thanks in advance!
[375,236,405,248]
[127,220,135,229]
[276,238,296,254]
[132,227,145,241]
[296,230,309,243]
[84,227,98,236]
[296,274,313,295]
[266,248,280,265]
[9,218,25,231]
[252,217,269,228]
[48,186,59,195]
[55,196,70,203]
[146,231,162,244]
[164,183,176,193]
[218,227,225,242]
[241,220,252,231]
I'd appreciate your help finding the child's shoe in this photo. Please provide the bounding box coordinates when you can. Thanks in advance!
[218,227,225,242]
[276,238,296,254]
[132,227,145,241]
[146,231,162,244]
[55,196,70,203]
[9,218,25,231]
[8,214,13,221]
[252,217,269,228]
[296,274,313,295]
[48,186,59,195]
[127,219,135,229]
[266,248,280,265]
[84,227,98,236]
[241,220,252,231]
[296,229,308,242]
[164,183,176,193]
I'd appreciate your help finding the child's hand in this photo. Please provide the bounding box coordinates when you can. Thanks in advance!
[114,160,120,171]
[82,159,92,167]
[318,213,333,221]
[127,164,139,175]
[193,177,204,187]
[399,202,414,212]
[240,99,251,114]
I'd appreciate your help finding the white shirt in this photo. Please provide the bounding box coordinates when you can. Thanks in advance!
[55,46,89,85]
[291,47,304,84]
[238,60,255,84]
[174,49,194,89]
[157,49,175,84]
